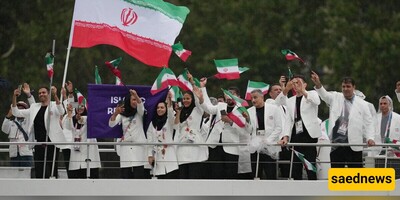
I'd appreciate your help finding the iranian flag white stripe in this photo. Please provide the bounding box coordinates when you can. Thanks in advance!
[151,67,179,95]
[293,149,317,172]
[45,53,54,79]
[227,107,247,128]
[177,69,193,91]
[74,88,87,108]
[214,58,240,80]
[71,0,190,67]
[245,81,270,100]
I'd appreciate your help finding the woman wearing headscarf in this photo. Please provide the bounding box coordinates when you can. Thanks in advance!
[147,93,179,178]
[374,95,400,157]
[63,103,101,178]
[174,74,208,179]
[109,89,147,179]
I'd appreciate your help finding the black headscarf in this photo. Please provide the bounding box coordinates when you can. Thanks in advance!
[179,91,196,123]
[152,102,168,131]
[72,106,87,130]
[120,93,137,118]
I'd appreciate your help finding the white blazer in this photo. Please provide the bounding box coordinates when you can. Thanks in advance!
[12,101,66,148]
[276,90,321,140]
[315,86,375,151]
[62,116,101,170]
[174,92,208,165]
[247,103,282,155]
[200,88,252,155]
[265,98,288,139]
[146,107,178,175]
[109,103,146,168]
[375,112,400,143]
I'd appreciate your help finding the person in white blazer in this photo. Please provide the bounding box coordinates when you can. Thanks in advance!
[196,83,252,179]
[109,89,147,179]
[375,95,400,157]
[147,95,179,179]
[248,89,282,179]
[2,83,35,167]
[12,86,66,178]
[266,80,291,178]
[310,71,375,168]
[63,104,101,178]
[277,75,321,180]
[395,81,400,103]
[174,88,208,179]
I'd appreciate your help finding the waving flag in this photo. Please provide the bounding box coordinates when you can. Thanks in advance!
[239,67,249,74]
[169,86,182,102]
[222,88,249,107]
[94,66,102,84]
[227,107,248,128]
[45,52,54,79]
[151,67,179,95]
[245,81,270,100]
[74,88,87,108]
[172,42,192,62]
[281,49,305,64]
[214,58,240,80]
[71,0,190,67]
[105,57,123,85]
[293,149,317,172]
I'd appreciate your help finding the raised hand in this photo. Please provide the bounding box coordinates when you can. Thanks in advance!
[311,71,322,89]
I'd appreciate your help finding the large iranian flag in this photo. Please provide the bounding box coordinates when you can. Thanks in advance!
[245,81,270,100]
[151,67,179,95]
[71,0,190,67]
[214,58,240,80]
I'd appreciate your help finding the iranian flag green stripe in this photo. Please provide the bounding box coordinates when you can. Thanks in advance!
[45,52,54,79]
[293,149,317,172]
[151,67,179,94]
[245,81,270,100]
[214,58,240,80]
[227,107,248,128]
[71,0,190,67]
[94,65,102,84]
[222,88,249,107]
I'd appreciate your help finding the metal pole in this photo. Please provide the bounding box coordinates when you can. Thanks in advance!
[86,144,91,179]
[254,152,260,180]
[289,147,294,180]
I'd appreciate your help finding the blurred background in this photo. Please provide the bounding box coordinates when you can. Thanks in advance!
[1,0,400,167]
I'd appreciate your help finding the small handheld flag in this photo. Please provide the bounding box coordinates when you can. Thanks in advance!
[281,49,305,64]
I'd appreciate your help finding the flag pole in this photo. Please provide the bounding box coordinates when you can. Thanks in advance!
[43,39,56,179]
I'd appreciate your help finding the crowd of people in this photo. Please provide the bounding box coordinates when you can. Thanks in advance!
[2,71,400,180]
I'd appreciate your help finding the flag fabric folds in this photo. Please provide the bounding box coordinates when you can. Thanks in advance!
[292,149,317,172]
[281,49,305,64]
[227,107,248,128]
[222,88,249,107]
[169,86,182,102]
[71,0,190,67]
[74,88,87,108]
[172,42,192,62]
[95,66,102,84]
[245,81,270,100]
[177,68,193,91]
[45,52,54,79]
[105,57,123,85]
[151,67,179,95]
[239,67,249,74]
[214,58,240,80]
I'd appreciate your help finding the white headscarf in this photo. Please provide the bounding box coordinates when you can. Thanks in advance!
[378,95,393,113]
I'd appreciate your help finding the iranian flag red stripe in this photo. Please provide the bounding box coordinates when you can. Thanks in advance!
[151,67,179,95]
[227,107,247,128]
[214,58,240,80]
[177,68,193,91]
[71,0,190,67]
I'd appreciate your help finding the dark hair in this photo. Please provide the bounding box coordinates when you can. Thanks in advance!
[228,86,240,97]
[292,74,306,83]
[38,86,50,93]
[269,83,281,94]
[342,77,355,86]
[73,106,87,129]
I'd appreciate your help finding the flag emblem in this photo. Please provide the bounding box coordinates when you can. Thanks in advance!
[121,8,138,26]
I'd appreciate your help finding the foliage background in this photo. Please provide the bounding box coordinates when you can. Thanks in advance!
[1,0,400,165]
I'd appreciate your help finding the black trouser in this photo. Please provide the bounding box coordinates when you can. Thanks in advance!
[290,130,318,180]
[69,168,100,179]
[120,165,145,179]
[251,153,277,180]
[33,145,59,178]
[279,147,291,178]
[205,146,225,179]
[62,149,71,178]
[330,146,363,168]
[178,162,204,179]
[157,169,179,179]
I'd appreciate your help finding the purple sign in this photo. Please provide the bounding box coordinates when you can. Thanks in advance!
[87,84,168,138]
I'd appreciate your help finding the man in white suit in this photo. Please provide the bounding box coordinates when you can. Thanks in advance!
[395,81,400,103]
[196,85,252,179]
[12,86,66,178]
[310,71,375,168]
[376,95,400,156]
[248,89,282,179]
[276,75,321,180]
